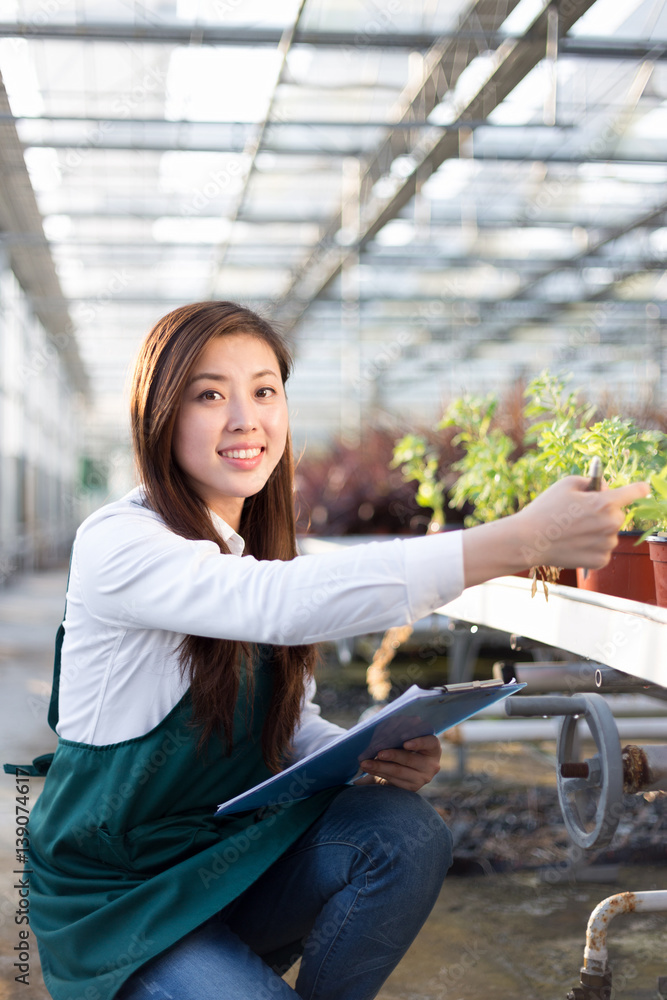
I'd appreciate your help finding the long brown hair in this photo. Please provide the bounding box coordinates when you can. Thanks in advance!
[130,300,316,771]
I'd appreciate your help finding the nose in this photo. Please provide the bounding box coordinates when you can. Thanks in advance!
[225,394,257,433]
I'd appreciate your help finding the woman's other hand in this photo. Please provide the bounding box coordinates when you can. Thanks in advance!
[356,734,441,791]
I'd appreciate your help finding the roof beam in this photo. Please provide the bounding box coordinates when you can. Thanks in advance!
[308,300,663,314]
[20,139,667,163]
[0,22,491,47]
[5,236,662,271]
[5,113,572,130]
[560,37,667,60]
[29,294,665,308]
[271,0,603,333]
[22,138,362,155]
[18,209,334,222]
[22,208,667,233]
[0,22,664,60]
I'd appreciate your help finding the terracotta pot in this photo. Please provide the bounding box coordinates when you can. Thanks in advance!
[576,531,656,605]
[647,536,667,608]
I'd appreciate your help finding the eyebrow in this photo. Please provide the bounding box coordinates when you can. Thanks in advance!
[188,369,279,386]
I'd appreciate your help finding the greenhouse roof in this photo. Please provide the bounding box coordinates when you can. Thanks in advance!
[0,0,666,452]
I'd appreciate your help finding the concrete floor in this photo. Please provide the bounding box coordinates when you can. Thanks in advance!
[1,569,665,1000]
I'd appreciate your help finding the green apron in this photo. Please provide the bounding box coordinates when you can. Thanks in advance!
[9,623,341,1000]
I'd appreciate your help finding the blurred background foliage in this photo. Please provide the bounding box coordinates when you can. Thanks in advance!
[294,426,463,536]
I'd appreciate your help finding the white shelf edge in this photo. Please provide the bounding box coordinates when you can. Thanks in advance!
[438,577,667,688]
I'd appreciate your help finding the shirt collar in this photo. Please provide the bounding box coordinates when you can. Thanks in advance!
[208,509,246,557]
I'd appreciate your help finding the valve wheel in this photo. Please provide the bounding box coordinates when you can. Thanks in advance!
[556,693,623,850]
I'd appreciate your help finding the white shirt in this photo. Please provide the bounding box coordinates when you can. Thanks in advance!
[58,487,464,753]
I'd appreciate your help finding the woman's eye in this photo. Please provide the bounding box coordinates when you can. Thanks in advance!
[200,390,222,401]
[256,386,277,398]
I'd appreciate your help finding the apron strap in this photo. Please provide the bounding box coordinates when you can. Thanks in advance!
[46,546,73,733]
[3,754,54,776]
[48,621,65,732]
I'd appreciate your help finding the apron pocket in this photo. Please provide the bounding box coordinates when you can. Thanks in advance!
[97,815,222,876]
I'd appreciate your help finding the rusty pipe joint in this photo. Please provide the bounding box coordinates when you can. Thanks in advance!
[622,744,667,793]
[583,890,667,976]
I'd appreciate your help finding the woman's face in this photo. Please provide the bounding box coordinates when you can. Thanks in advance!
[172,333,289,530]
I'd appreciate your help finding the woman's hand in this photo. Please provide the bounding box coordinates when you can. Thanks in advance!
[355,734,442,791]
[514,477,650,571]
[462,476,650,588]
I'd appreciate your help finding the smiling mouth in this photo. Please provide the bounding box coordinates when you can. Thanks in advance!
[218,447,264,460]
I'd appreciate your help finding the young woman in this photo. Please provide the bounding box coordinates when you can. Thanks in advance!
[26,301,647,1000]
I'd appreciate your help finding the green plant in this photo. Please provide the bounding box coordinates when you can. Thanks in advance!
[437,373,594,527]
[629,467,667,541]
[567,418,666,534]
[575,417,665,487]
[438,394,532,525]
[516,380,667,534]
[523,371,596,479]
[390,433,446,530]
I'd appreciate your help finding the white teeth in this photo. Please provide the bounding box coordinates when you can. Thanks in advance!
[221,448,262,459]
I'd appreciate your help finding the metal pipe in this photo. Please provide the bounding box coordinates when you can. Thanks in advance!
[495,661,592,691]
[583,891,667,975]
[454,717,667,743]
[480,692,667,717]
[504,694,589,716]
[594,665,667,697]
[495,660,667,696]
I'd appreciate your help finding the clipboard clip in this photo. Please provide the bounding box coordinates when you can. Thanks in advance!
[438,679,507,693]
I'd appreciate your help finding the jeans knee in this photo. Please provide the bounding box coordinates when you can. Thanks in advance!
[405,795,453,879]
[363,786,453,878]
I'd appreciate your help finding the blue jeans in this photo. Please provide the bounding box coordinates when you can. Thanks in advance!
[116,785,452,1000]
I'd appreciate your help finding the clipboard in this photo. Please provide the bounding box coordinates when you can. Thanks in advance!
[215,679,525,816]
